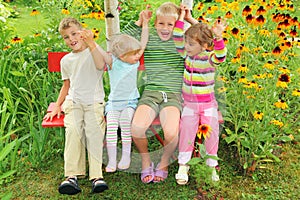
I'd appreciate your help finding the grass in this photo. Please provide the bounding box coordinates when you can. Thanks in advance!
[1,0,300,199]
[1,140,299,199]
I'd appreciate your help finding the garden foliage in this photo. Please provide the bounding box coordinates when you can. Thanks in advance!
[0,0,299,191]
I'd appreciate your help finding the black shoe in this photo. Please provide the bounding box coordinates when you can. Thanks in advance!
[58,176,81,195]
[91,178,108,193]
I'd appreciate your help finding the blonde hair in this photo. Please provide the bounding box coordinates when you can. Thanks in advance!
[58,17,83,33]
[109,34,142,58]
[185,23,214,47]
[156,2,180,20]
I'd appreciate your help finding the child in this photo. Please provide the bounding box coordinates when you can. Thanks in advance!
[123,2,184,183]
[173,5,227,185]
[102,12,149,172]
[43,17,108,195]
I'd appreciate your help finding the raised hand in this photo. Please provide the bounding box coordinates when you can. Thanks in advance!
[212,18,227,39]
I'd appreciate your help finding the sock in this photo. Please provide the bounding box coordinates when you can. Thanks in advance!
[106,145,117,172]
[117,142,131,170]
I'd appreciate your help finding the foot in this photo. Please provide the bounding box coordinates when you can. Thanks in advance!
[141,162,154,183]
[91,178,109,193]
[58,176,81,195]
[175,165,190,185]
[117,155,131,170]
[211,167,220,182]
[153,163,168,183]
[105,166,116,173]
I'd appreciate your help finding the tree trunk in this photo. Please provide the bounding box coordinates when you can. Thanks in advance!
[104,0,120,51]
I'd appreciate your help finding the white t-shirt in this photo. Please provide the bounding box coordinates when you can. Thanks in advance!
[60,47,105,105]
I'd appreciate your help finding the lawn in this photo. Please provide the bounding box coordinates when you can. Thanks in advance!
[1,0,300,199]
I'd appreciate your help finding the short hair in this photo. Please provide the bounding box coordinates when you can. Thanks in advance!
[109,34,142,58]
[58,17,83,33]
[156,2,180,20]
[185,23,214,47]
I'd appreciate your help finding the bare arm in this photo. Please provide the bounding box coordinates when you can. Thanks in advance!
[43,79,70,121]
[140,8,151,51]
[80,29,107,70]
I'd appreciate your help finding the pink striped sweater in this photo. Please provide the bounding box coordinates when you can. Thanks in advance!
[173,20,227,102]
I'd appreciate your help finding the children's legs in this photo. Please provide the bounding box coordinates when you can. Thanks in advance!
[118,107,135,169]
[84,103,106,180]
[158,106,181,171]
[178,103,199,165]
[131,105,156,170]
[105,110,121,172]
[201,102,219,167]
[63,100,86,178]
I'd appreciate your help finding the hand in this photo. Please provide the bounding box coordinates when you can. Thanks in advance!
[79,29,96,49]
[212,18,228,39]
[43,106,62,121]
[179,4,186,21]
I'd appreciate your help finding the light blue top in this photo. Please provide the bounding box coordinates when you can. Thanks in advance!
[107,55,140,101]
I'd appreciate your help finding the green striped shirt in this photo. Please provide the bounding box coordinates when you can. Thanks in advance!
[123,21,184,93]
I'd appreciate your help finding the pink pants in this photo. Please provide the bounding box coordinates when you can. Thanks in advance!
[178,100,219,167]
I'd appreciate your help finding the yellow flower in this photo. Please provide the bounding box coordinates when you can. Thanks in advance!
[254,111,264,120]
[292,89,300,96]
[279,67,290,74]
[263,61,275,70]
[62,8,70,15]
[11,36,23,44]
[30,9,40,16]
[274,99,288,109]
[34,33,41,37]
[238,76,248,84]
[238,64,249,73]
[218,87,227,93]
[197,124,212,140]
[276,74,291,88]
[270,119,284,128]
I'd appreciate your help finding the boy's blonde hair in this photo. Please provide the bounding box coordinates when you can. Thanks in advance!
[156,2,180,20]
[185,23,214,47]
[58,17,83,33]
[109,34,142,58]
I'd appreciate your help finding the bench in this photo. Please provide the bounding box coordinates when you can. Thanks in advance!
[42,52,224,149]
[42,52,165,145]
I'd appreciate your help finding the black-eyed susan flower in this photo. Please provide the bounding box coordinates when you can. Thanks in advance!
[30,9,40,16]
[218,87,227,93]
[34,32,41,37]
[274,99,288,109]
[289,29,298,37]
[238,76,248,84]
[11,36,23,44]
[292,89,300,96]
[253,111,264,120]
[245,14,254,24]
[197,124,212,140]
[256,6,267,15]
[279,67,290,74]
[272,46,282,56]
[254,15,266,26]
[231,27,239,37]
[261,51,271,57]
[225,11,233,19]
[196,2,204,11]
[3,45,11,50]
[242,5,252,16]
[270,119,284,128]
[276,74,291,88]
[263,61,275,70]
[247,95,256,99]
[62,8,70,15]
[231,56,240,63]
[238,64,249,73]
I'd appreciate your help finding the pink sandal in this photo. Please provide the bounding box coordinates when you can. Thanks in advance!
[153,163,168,183]
[141,162,154,183]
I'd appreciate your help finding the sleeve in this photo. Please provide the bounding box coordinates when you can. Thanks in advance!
[209,39,227,65]
[173,20,186,58]
[60,57,69,80]
[122,21,142,41]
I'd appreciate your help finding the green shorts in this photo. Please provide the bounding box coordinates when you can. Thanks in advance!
[138,90,183,114]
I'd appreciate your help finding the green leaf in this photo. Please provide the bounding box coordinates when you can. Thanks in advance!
[0,140,16,161]
[187,157,202,165]
[278,136,292,142]
[10,71,25,77]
